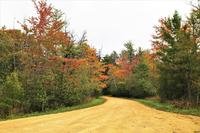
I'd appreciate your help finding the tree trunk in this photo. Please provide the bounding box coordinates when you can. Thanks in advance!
[197,90,199,106]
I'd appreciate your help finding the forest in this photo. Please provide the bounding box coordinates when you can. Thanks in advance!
[0,0,200,119]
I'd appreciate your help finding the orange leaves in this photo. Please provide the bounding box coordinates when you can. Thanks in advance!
[113,69,128,79]
[63,58,86,70]
[99,83,107,89]
[48,56,86,73]
[81,44,98,62]
[115,56,136,78]
[143,52,157,74]
[98,75,109,81]
[107,64,128,80]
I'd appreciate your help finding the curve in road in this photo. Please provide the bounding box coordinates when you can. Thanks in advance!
[0,96,200,133]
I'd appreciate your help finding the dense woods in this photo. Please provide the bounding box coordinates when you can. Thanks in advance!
[0,0,105,118]
[0,0,199,119]
[152,9,200,105]
[104,3,200,107]
[102,42,157,98]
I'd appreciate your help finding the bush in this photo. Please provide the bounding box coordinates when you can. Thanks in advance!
[45,63,101,108]
[109,81,129,97]
[0,102,11,118]
[0,72,23,118]
[21,70,50,112]
[129,79,155,98]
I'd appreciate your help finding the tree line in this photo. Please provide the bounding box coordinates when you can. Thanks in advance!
[102,2,200,107]
[0,0,107,118]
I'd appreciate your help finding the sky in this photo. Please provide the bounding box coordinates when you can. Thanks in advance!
[0,0,194,55]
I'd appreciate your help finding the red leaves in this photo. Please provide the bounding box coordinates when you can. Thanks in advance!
[21,0,71,59]
[31,0,53,38]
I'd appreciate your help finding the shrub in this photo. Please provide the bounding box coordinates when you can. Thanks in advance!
[0,72,23,118]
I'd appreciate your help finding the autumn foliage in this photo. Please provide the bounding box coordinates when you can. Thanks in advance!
[0,0,199,119]
[102,42,157,97]
[0,0,105,118]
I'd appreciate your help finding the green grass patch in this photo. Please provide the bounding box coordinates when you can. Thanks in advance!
[135,99,200,117]
[1,97,106,121]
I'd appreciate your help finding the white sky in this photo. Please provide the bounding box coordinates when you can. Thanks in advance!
[0,0,194,55]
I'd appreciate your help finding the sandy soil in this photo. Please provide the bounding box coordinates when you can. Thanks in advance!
[0,96,200,133]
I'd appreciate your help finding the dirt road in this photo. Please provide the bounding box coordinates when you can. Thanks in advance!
[0,97,200,133]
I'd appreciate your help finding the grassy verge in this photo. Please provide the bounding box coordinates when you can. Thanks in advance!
[135,99,200,117]
[1,97,106,121]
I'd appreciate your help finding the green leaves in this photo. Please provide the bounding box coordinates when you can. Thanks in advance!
[153,7,200,105]
[0,72,24,117]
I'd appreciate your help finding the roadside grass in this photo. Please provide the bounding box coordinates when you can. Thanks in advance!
[0,97,106,121]
[135,98,200,117]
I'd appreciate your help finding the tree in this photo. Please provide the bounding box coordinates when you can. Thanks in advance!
[106,44,155,98]
[152,9,200,106]
[102,51,118,65]
[126,53,155,98]
[152,11,183,100]
[187,2,200,105]
[0,72,23,117]
[121,41,135,62]
[0,29,13,84]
